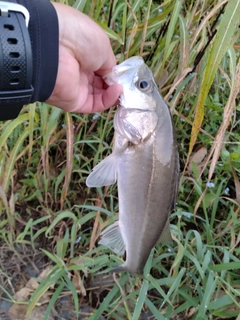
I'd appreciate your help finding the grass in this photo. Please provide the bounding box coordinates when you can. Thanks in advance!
[0,0,240,319]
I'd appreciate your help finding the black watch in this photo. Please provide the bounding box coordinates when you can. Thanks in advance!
[0,0,33,120]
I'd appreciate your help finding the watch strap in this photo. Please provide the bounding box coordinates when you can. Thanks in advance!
[0,1,33,120]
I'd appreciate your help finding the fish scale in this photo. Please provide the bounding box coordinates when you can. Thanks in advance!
[86,56,179,275]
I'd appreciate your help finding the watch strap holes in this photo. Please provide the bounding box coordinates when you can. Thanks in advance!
[11,66,20,72]
[4,24,14,31]
[7,38,18,45]
[9,52,20,58]
[10,79,20,86]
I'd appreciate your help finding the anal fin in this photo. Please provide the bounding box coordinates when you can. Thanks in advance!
[99,221,126,256]
[158,221,173,244]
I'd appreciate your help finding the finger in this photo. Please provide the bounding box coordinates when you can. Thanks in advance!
[92,75,105,90]
[101,84,123,110]
[89,74,112,91]
[79,84,122,113]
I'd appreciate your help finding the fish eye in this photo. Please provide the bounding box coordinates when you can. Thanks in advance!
[137,80,152,91]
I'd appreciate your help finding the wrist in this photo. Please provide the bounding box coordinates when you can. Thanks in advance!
[17,0,59,103]
[0,0,33,120]
[0,0,59,120]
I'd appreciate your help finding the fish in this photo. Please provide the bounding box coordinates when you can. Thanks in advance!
[86,56,179,275]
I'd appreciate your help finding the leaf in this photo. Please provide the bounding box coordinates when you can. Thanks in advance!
[44,282,65,320]
[2,128,29,192]
[88,274,129,320]
[145,298,167,320]
[161,0,182,70]
[45,211,78,238]
[208,57,240,180]
[140,0,152,56]
[196,271,218,319]
[132,279,149,320]
[231,164,240,203]
[147,274,173,307]
[27,268,65,318]
[60,113,74,209]
[209,261,240,272]
[0,114,29,149]
[73,0,87,11]
[187,146,207,175]
[97,21,124,44]
[186,0,240,165]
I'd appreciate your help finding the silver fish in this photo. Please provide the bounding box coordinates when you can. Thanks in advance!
[86,56,179,275]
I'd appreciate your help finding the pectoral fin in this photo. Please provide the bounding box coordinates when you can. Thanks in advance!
[99,221,126,256]
[86,154,117,187]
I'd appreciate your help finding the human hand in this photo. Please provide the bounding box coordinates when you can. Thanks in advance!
[46,3,122,113]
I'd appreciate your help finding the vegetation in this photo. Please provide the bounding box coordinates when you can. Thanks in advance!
[0,0,240,319]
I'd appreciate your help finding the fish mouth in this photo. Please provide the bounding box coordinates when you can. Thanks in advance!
[104,56,145,86]
[113,56,144,75]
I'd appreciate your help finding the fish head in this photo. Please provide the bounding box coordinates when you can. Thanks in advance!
[104,56,157,111]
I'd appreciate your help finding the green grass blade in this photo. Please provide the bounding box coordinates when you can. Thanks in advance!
[15,218,33,242]
[27,268,65,317]
[77,204,113,217]
[145,297,167,320]
[45,211,78,237]
[3,128,29,191]
[162,268,186,309]
[0,114,29,149]
[209,261,240,271]
[146,274,173,307]
[162,0,181,69]
[63,273,79,318]
[132,279,149,320]
[88,274,129,320]
[73,0,87,11]
[44,282,65,320]
[195,271,218,320]
[97,21,123,44]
